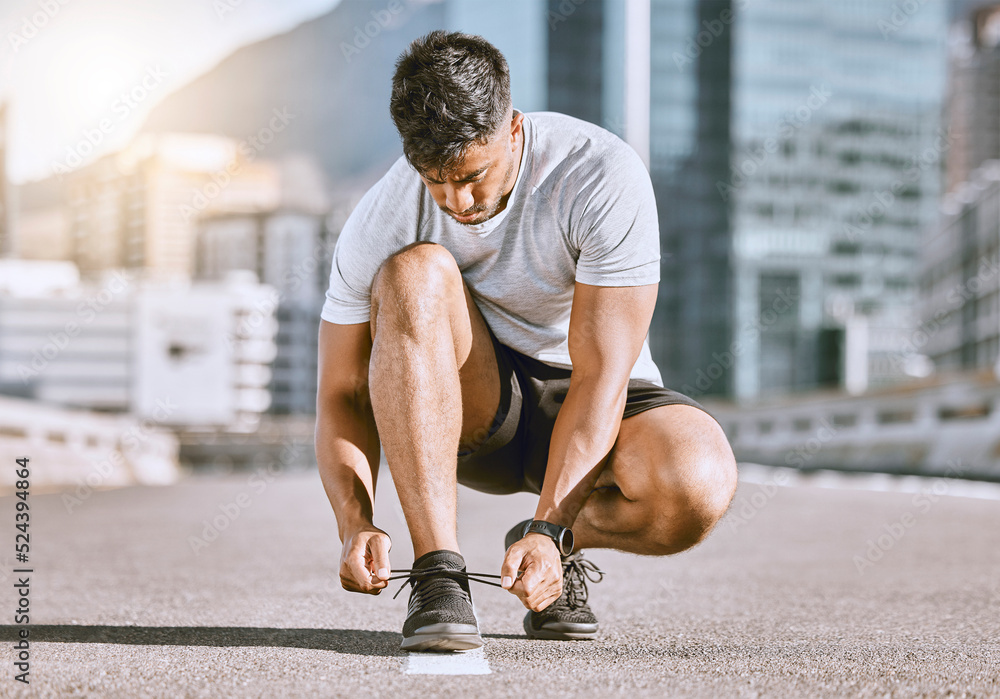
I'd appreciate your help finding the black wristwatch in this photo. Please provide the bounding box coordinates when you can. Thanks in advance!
[523,520,574,556]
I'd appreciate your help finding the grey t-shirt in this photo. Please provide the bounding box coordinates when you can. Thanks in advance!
[321,111,663,385]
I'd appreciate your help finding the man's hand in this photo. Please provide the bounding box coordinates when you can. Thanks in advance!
[500,533,563,611]
[339,526,392,594]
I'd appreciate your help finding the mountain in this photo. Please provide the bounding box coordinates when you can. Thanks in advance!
[140,0,447,186]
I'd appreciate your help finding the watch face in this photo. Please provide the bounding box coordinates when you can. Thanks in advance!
[528,520,574,555]
[560,528,574,556]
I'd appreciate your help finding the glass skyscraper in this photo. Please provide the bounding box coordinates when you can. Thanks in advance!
[725,0,948,399]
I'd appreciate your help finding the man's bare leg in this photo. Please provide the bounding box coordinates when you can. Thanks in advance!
[571,404,738,555]
[368,242,500,559]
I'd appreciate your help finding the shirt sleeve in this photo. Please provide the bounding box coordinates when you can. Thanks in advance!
[320,157,418,325]
[571,142,661,287]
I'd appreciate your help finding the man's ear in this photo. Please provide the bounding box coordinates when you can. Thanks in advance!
[510,111,524,151]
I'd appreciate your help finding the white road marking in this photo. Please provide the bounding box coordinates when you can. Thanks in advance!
[405,646,491,675]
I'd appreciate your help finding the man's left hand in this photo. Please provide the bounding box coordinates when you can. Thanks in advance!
[500,533,563,611]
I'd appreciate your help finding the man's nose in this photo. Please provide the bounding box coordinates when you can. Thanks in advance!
[444,184,474,213]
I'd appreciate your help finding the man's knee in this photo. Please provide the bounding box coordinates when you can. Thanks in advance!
[371,242,462,332]
[646,442,737,555]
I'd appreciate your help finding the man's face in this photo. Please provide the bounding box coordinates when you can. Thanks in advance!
[418,112,524,226]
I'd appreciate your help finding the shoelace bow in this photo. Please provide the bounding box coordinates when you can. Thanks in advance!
[387,564,503,602]
[560,554,605,609]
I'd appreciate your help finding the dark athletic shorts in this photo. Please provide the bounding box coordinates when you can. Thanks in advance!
[456,332,711,495]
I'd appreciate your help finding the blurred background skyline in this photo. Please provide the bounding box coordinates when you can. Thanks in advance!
[0,0,999,489]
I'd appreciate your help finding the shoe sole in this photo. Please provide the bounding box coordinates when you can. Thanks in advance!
[401,623,484,651]
[524,613,597,641]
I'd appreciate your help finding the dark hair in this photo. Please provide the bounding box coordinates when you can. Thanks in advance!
[390,31,511,177]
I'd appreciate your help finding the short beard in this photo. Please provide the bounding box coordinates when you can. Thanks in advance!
[448,153,516,226]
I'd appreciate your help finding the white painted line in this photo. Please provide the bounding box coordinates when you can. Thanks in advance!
[739,462,1000,501]
[405,646,491,675]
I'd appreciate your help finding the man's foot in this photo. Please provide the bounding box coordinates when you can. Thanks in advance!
[504,520,604,640]
[397,550,484,652]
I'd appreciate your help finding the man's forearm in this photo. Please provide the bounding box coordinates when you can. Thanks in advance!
[533,375,627,528]
[315,395,381,540]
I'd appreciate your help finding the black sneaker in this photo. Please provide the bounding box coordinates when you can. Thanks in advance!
[504,520,604,640]
[394,550,484,652]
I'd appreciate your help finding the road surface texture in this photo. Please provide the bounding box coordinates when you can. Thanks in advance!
[1,463,998,698]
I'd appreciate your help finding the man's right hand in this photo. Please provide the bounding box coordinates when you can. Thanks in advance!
[339,526,392,594]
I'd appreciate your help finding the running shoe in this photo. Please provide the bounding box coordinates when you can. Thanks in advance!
[392,549,485,651]
[504,520,604,640]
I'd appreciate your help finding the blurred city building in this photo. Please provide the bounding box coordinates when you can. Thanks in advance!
[12,176,71,261]
[647,0,734,398]
[920,2,1000,375]
[0,103,10,258]
[0,259,278,432]
[63,133,281,281]
[945,3,1000,193]
[723,0,948,400]
[921,162,1000,372]
[195,202,342,415]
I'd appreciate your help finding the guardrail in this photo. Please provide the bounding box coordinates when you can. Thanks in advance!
[702,371,1000,481]
[0,396,181,493]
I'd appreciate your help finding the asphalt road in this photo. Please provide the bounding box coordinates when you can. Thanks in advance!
[0,464,998,698]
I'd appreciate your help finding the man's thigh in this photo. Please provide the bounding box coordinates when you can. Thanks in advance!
[369,241,501,450]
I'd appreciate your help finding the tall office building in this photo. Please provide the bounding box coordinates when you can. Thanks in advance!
[920,3,1000,374]
[723,0,948,400]
[920,163,1000,372]
[547,0,606,125]
[945,3,1000,193]
[648,0,734,396]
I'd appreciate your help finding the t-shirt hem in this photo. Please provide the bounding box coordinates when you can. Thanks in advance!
[573,272,660,287]
[320,307,371,325]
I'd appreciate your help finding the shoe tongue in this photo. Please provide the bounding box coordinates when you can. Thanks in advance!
[412,549,466,571]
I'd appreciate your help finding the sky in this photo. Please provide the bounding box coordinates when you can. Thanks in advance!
[0,0,342,183]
